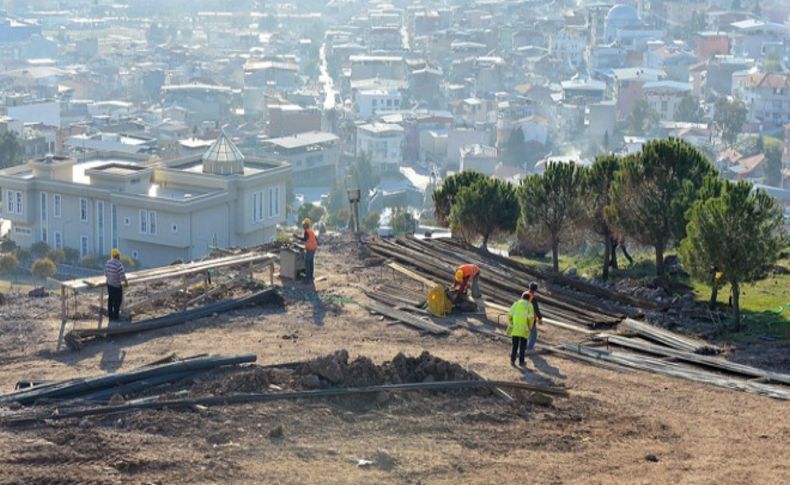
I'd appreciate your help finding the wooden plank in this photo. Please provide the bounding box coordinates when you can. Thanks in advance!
[361,300,449,335]
[387,262,437,287]
[605,335,790,385]
[64,288,283,350]
[619,318,722,355]
[8,379,568,423]
[557,343,790,400]
[61,252,276,291]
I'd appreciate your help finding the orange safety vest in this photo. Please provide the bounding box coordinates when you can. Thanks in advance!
[458,264,480,279]
[305,228,318,251]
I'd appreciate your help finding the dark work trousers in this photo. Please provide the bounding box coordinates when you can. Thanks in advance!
[107,285,123,321]
[304,250,316,281]
[511,336,527,364]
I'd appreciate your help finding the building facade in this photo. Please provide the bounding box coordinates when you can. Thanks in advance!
[0,134,290,268]
[356,123,404,173]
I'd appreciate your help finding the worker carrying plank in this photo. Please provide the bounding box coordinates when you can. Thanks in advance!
[295,218,319,283]
[450,263,482,309]
[507,283,543,367]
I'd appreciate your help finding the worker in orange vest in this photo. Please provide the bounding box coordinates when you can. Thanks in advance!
[451,263,482,308]
[298,218,319,282]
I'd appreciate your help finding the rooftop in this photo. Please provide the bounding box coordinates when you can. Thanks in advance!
[263,131,339,150]
[358,122,404,135]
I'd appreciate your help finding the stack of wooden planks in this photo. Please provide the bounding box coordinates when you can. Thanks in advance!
[0,354,257,405]
[365,236,790,401]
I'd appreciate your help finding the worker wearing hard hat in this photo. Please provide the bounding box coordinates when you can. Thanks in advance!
[450,263,481,307]
[297,218,319,282]
[507,284,542,366]
[104,248,129,321]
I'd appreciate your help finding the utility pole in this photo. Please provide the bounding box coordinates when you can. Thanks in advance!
[347,188,361,234]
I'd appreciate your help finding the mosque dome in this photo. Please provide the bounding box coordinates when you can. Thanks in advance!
[202,131,245,175]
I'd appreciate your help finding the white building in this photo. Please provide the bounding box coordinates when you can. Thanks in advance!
[0,133,290,267]
[643,81,692,122]
[459,144,498,175]
[260,131,340,186]
[550,27,587,67]
[355,89,403,120]
[356,123,404,173]
[734,72,790,130]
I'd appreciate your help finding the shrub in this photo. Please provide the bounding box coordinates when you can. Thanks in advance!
[30,241,50,259]
[0,253,19,275]
[31,257,57,281]
[63,247,80,265]
[46,248,66,264]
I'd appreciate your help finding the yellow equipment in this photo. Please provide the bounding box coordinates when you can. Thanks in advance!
[427,284,454,317]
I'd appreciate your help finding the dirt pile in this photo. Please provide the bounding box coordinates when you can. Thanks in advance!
[296,350,475,388]
[183,350,478,398]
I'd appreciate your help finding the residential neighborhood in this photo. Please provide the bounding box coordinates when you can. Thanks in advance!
[0,0,788,264]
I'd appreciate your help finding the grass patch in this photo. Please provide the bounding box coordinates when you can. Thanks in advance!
[513,246,790,340]
[691,254,790,340]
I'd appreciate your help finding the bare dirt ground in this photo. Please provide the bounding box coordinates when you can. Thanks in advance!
[0,237,788,484]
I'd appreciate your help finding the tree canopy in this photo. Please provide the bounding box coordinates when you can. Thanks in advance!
[449,176,519,250]
[390,207,417,236]
[675,95,704,123]
[520,161,583,271]
[582,154,621,280]
[0,131,23,169]
[432,170,486,226]
[626,100,659,135]
[714,97,747,147]
[607,138,715,276]
[680,181,786,328]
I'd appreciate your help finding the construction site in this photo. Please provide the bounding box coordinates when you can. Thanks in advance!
[0,234,788,484]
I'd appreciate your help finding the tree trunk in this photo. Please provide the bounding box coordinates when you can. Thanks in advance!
[655,245,665,277]
[732,281,741,330]
[621,243,634,266]
[481,233,490,254]
[709,283,718,310]
[609,237,619,270]
[602,236,611,281]
[551,237,560,272]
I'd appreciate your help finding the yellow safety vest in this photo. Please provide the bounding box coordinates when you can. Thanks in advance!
[507,299,535,338]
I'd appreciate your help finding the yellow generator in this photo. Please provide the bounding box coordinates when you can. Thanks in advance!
[426,284,454,317]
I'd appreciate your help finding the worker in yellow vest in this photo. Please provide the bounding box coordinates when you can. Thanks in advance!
[507,284,542,366]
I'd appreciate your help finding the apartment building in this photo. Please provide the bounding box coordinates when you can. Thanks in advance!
[260,131,339,186]
[0,133,290,268]
[356,123,404,173]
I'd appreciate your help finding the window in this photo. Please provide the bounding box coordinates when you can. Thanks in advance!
[171,223,178,233]
[41,193,47,222]
[111,204,118,249]
[80,198,88,222]
[14,227,32,236]
[139,210,157,235]
[132,250,139,259]
[139,209,147,233]
[268,186,280,218]
[6,190,15,214]
[54,232,62,249]
[53,194,61,218]
[252,192,264,223]
[148,210,157,235]
[96,201,105,255]
[40,227,47,243]
[15,191,22,215]
[80,236,89,258]
[124,216,131,227]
